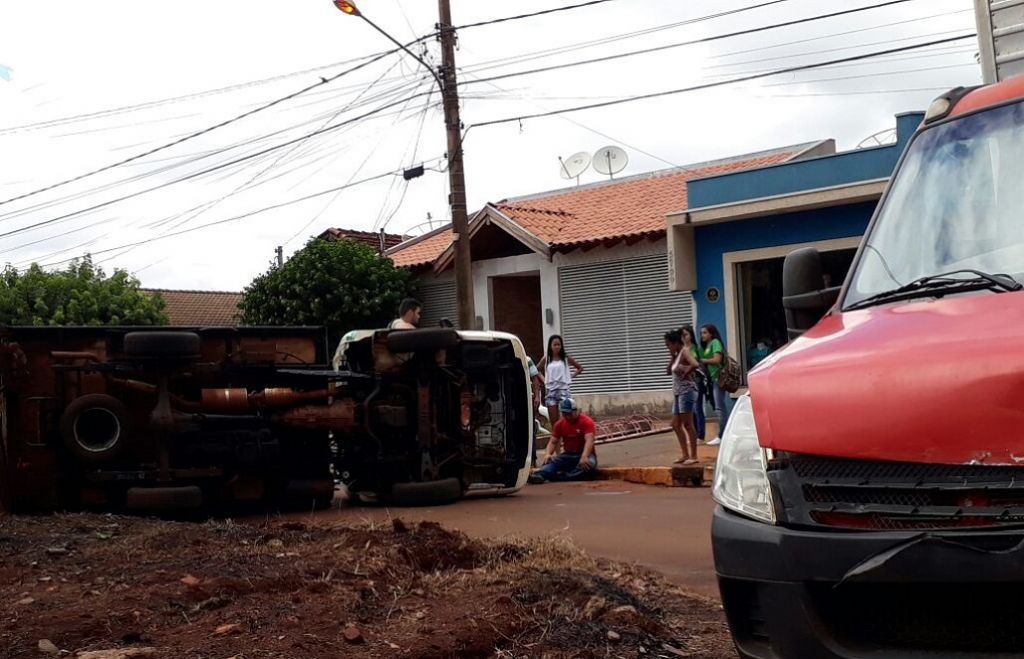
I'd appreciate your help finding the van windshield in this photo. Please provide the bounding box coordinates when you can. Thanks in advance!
[845,101,1024,308]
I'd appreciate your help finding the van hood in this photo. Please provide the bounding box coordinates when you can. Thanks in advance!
[749,292,1024,465]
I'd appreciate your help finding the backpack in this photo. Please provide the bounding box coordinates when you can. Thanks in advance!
[717,348,743,394]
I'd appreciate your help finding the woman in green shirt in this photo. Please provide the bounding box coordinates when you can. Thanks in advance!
[699,324,733,446]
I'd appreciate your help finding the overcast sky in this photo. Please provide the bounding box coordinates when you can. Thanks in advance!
[0,0,979,291]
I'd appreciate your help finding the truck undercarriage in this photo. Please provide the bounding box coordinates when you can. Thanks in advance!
[0,326,530,512]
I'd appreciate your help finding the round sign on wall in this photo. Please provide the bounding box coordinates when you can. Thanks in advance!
[706,287,721,303]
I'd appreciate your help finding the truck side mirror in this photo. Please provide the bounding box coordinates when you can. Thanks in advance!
[782,248,841,340]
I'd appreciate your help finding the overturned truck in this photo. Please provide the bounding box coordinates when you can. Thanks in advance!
[0,326,532,512]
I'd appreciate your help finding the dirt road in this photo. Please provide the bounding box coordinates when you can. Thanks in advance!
[299,481,720,599]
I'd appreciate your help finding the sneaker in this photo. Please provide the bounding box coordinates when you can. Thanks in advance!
[527,473,547,485]
[706,437,722,446]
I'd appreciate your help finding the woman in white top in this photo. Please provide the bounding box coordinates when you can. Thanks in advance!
[537,334,584,424]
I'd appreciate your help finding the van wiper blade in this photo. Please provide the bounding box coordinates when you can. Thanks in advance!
[846,269,1023,311]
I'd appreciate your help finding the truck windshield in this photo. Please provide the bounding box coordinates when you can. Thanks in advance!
[845,101,1024,309]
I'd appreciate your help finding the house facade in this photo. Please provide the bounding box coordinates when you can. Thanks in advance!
[667,112,924,382]
[387,142,828,414]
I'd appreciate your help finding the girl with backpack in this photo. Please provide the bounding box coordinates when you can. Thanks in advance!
[700,324,734,446]
[537,334,584,424]
[681,325,707,445]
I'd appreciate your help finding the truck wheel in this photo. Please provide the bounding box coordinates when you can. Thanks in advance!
[386,328,460,353]
[389,477,463,507]
[60,394,131,464]
[123,331,200,361]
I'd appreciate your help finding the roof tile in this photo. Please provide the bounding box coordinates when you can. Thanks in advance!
[144,289,243,326]
[387,146,805,267]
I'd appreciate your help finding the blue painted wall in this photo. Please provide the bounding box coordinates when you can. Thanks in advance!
[688,112,923,209]
[694,202,877,334]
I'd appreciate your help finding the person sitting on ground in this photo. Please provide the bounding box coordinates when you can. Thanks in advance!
[389,298,422,330]
[529,398,597,484]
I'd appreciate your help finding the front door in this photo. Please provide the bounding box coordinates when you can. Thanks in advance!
[491,275,543,362]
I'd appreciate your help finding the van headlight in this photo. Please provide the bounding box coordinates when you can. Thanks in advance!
[712,395,776,524]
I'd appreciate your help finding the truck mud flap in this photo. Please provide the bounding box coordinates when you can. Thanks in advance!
[126,486,203,511]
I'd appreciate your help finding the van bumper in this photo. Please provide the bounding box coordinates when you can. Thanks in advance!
[712,505,1024,659]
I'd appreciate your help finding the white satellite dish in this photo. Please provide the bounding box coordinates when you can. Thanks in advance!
[593,146,628,179]
[559,151,591,183]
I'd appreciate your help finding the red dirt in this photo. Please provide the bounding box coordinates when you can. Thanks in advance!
[0,514,734,658]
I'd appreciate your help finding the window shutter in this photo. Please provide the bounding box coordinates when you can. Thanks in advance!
[416,280,459,329]
[559,253,694,395]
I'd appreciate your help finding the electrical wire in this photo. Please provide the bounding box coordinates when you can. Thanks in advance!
[0,43,436,136]
[455,0,623,30]
[472,34,975,128]
[30,159,443,270]
[460,0,801,75]
[0,87,441,242]
[0,75,432,227]
[462,0,924,88]
[0,38,431,209]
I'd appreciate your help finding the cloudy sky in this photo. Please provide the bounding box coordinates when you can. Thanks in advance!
[0,0,979,290]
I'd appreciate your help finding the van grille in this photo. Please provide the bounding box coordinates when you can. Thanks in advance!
[772,454,1024,530]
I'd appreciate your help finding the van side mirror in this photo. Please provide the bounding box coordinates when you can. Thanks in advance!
[782,248,841,340]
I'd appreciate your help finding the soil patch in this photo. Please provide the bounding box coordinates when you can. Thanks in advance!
[0,513,733,658]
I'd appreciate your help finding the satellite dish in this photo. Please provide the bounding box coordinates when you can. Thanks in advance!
[593,146,628,178]
[559,151,591,181]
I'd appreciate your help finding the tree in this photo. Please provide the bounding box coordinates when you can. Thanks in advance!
[239,238,413,340]
[0,257,167,326]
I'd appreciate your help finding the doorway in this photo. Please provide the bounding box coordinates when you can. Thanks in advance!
[734,247,857,376]
[490,274,544,361]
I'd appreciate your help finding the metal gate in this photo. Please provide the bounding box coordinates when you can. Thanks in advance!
[558,253,695,395]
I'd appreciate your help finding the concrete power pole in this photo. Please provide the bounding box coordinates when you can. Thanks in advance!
[437,0,476,329]
[275,246,284,267]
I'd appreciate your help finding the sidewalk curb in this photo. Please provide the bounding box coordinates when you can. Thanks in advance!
[597,464,715,488]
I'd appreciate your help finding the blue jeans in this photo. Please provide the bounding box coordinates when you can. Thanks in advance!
[536,452,597,481]
[694,389,706,441]
[712,380,734,437]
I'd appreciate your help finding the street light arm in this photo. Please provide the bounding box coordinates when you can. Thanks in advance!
[357,14,445,91]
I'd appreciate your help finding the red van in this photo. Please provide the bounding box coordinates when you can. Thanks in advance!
[712,77,1024,658]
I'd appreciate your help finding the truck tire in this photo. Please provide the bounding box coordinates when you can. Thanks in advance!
[60,394,131,463]
[386,328,460,353]
[123,331,200,361]
[389,477,463,507]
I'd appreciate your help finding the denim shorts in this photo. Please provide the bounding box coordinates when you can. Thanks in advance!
[672,389,698,415]
[545,387,570,408]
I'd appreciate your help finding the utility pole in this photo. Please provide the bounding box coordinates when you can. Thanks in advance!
[275,246,284,267]
[437,0,476,330]
[335,0,475,328]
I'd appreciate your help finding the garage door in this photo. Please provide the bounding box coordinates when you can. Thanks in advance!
[559,253,694,395]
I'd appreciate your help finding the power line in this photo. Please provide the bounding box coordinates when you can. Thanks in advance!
[463,0,923,88]
[455,0,622,30]
[0,75,431,225]
[473,34,975,128]
[461,0,799,74]
[0,43,436,136]
[0,40,429,209]
[0,87,441,242]
[30,160,443,271]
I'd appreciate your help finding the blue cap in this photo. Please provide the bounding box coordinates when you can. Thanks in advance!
[559,397,578,413]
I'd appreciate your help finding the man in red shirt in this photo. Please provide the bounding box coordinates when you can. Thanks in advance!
[529,398,597,483]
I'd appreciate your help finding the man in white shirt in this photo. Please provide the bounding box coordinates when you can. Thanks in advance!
[389,298,422,330]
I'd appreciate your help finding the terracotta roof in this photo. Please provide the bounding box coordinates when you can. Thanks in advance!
[388,226,457,269]
[319,228,406,250]
[387,145,811,268]
[144,289,243,327]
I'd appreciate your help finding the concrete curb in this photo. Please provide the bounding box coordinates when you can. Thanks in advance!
[596,464,715,488]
